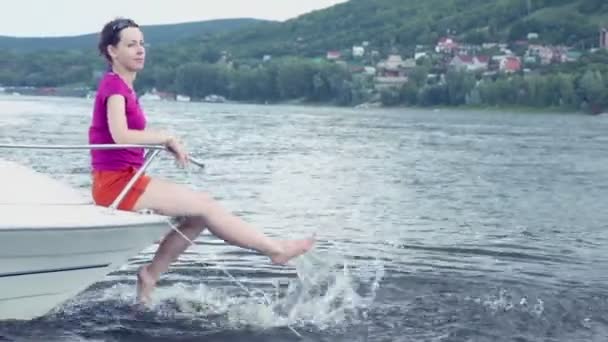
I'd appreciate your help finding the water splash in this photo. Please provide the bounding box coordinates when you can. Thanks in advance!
[56,251,385,333]
[159,251,384,332]
[273,252,385,330]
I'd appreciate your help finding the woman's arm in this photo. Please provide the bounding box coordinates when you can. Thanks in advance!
[107,94,189,166]
[107,94,171,145]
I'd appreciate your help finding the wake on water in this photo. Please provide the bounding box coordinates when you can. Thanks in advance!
[53,250,385,334]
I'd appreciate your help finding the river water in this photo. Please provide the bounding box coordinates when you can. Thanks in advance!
[0,95,607,341]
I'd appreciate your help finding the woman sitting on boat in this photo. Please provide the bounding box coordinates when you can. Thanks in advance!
[89,17,315,304]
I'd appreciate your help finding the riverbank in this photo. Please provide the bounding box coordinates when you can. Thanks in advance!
[0,90,595,116]
[291,99,587,115]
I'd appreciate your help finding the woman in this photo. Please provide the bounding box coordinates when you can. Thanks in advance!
[89,18,315,304]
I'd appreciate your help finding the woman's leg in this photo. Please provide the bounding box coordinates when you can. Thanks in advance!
[133,178,314,263]
[133,178,315,303]
[137,216,206,304]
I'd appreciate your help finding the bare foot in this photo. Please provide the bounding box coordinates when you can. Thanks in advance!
[136,265,156,305]
[270,236,315,265]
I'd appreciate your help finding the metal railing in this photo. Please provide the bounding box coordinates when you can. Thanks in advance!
[0,143,205,210]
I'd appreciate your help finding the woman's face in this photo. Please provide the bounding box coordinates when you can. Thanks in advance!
[108,27,146,71]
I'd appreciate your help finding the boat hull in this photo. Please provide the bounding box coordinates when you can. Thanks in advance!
[0,158,171,320]
[0,221,169,320]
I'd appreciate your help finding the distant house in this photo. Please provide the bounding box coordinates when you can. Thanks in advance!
[352,46,365,57]
[414,52,428,60]
[527,32,539,40]
[454,43,481,56]
[363,66,376,75]
[376,54,415,76]
[499,46,514,55]
[449,55,489,71]
[499,56,522,73]
[374,54,414,89]
[327,50,342,60]
[524,55,537,65]
[435,37,458,54]
[527,45,553,65]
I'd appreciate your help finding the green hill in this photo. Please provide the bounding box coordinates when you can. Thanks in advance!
[0,18,270,52]
[3,1,607,61]
[5,1,607,57]
[202,0,608,58]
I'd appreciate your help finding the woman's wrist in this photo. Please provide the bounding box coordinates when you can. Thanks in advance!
[160,132,175,145]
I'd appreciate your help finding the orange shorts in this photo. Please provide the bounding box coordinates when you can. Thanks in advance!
[92,166,151,211]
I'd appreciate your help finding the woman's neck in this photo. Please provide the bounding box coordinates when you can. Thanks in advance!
[110,64,136,89]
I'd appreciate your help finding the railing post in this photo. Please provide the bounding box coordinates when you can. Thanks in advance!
[109,149,161,210]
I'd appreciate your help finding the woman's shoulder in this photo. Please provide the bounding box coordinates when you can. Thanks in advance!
[98,72,123,87]
[97,72,129,96]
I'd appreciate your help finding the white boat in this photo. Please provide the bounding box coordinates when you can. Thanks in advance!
[176,94,191,102]
[0,144,204,320]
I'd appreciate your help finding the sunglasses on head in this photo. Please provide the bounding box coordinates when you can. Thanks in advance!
[111,19,137,33]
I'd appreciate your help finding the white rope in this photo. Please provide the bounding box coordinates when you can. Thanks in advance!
[165,218,302,338]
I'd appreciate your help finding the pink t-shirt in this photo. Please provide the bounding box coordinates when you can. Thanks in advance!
[89,72,147,171]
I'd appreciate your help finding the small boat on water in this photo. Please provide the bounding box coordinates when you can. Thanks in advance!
[0,144,204,320]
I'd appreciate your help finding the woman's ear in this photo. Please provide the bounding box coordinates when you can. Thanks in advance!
[107,44,118,61]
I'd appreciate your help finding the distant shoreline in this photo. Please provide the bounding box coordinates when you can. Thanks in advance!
[272,99,586,115]
[0,92,592,115]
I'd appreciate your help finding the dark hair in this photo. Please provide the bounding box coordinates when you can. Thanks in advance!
[98,17,139,63]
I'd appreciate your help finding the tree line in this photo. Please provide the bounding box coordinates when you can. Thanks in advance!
[136,52,608,113]
[1,50,607,113]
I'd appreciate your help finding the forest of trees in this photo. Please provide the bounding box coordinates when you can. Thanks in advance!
[140,51,608,112]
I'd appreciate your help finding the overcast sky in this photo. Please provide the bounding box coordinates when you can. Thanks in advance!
[0,0,348,37]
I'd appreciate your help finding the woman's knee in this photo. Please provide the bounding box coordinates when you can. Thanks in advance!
[191,192,223,226]
[179,215,206,229]
[173,216,206,240]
